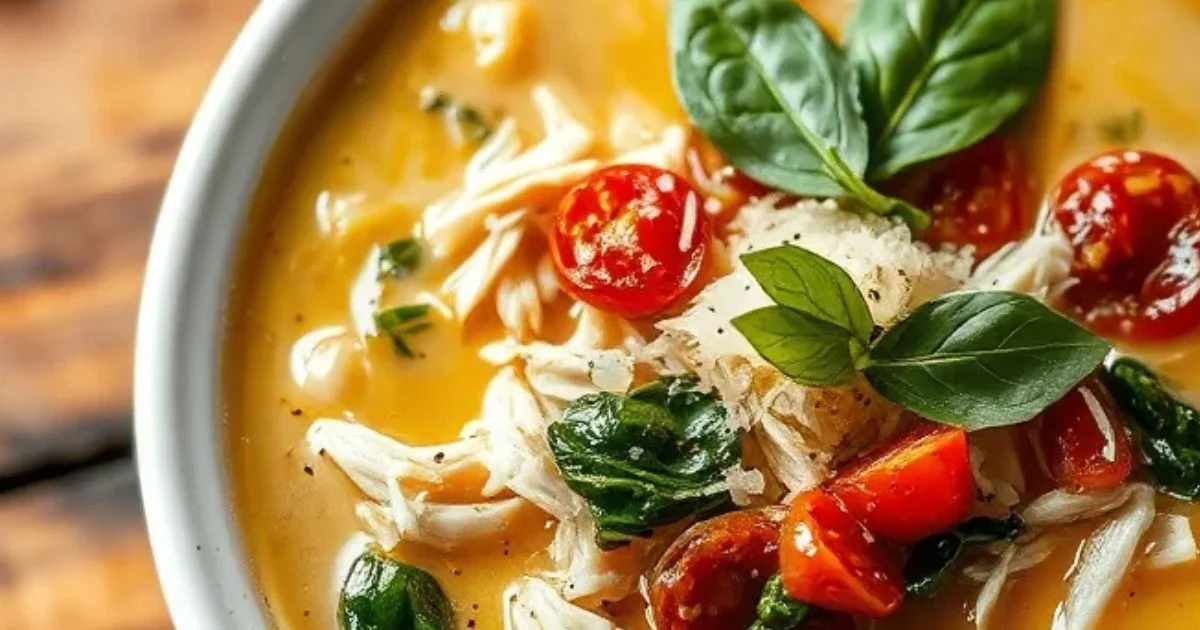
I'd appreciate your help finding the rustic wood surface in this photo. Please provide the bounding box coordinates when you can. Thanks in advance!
[0,0,256,628]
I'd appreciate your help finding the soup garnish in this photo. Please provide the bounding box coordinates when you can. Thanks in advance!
[226,0,1200,628]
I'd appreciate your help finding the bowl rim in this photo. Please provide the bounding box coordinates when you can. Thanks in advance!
[134,1,368,627]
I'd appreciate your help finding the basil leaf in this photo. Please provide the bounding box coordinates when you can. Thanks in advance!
[732,306,859,387]
[864,292,1110,430]
[847,0,1055,180]
[375,304,433,358]
[669,0,930,230]
[750,574,809,630]
[548,377,741,549]
[904,514,1022,598]
[378,238,422,279]
[741,246,874,346]
[339,550,453,630]
[1104,358,1200,499]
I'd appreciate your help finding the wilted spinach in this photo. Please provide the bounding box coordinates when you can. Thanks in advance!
[547,377,741,549]
[903,514,1023,598]
[339,549,453,630]
[750,574,809,630]
[1104,358,1200,499]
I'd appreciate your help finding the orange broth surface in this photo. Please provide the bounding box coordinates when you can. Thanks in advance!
[225,1,1200,628]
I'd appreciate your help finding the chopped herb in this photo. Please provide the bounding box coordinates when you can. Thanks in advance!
[1096,109,1145,145]
[379,238,422,278]
[419,87,492,143]
[375,304,433,358]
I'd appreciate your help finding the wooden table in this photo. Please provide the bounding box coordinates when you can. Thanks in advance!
[0,0,255,627]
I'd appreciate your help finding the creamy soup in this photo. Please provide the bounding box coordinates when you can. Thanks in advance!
[226,1,1200,629]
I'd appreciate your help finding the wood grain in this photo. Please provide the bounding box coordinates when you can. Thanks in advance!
[0,0,254,478]
[0,0,256,627]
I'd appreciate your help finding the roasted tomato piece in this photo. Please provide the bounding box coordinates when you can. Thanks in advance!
[891,134,1031,259]
[550,164,710,319]
[1037,377,1134,491]
[827,423,974,543]
[1053,150,1200,340]
[649,507,786,630]
[780,490,904,618]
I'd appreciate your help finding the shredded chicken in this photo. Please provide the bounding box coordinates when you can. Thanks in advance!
[548,512,642,603]
[1021,485,1135,527]
[421,87,596,260]
[1052,484,1156,630]
[1143,513,1198,570]
[477,368,581,520]
[481,339,635,411]
[502,577,620,630]
[444,209,529,320]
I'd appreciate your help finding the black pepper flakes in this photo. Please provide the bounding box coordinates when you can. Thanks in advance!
[290,408,304,417]
[867,289,881,302]
[467,621,476,629]
[452,568,463,576]
[716,327,725,335]
[303,465,314,476]
[433,451,446,464]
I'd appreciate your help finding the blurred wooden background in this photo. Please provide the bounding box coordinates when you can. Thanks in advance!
[0,0,255,627]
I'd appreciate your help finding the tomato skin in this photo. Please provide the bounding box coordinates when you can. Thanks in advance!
[550,164,710,319]
[1053,150,1200,340]
[826,423,975,543]
[1037,378,1134,491]
[892,135,1031,260]
[780,490,904,619]
[649,508,786,630]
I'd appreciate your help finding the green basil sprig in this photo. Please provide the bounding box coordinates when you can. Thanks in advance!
[732,246,1110,430]
[339,550,453,630]
[669,0,928,230]
[846,0,1055,180]
[903,514,1023,598]
[548,377,740,549]
[1104,358,1200,499]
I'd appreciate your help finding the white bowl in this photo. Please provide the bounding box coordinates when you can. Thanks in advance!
[134,1,373,627]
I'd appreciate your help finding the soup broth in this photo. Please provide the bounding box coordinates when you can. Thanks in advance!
[226,1,1200,628]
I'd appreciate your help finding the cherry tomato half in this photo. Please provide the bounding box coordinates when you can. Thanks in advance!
[649,508,786,630]
[780,490,904,619]
[1036,378,1134,491]
[891,135,1031,260]
[550,164,711,319]
[826,423,975,543]
[1053,150,1200,340]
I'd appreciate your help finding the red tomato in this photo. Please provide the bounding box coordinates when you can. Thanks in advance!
[826,423,975,543]
[892,135,1031,260]
[780,490,904,619]
[649,508,786,630]
[1053,150,1200,340]
[550,164,711,319]
[1037,378,1134,491]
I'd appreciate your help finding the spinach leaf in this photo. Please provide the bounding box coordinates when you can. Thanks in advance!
[1104,358,1200,499]
[547,377,741,549]
[732,306,859,387]
[378,238,422,279]
[339,550,453,630]
[750,574,809,630]
[846,0,1055,180]
[741,246,874,347]
[670,0,929,230]
[375,304,433,358]
[865,291,1110,430]
[904,514,1022,598]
